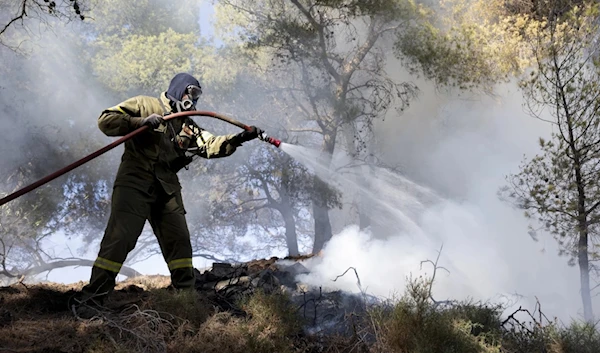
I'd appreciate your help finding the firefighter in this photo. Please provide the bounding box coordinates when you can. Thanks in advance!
[72,73,262,312]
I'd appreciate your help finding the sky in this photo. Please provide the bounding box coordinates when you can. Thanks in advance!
[198,1,216,42]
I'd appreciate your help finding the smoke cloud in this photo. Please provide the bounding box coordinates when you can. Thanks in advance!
[291,80,590,323]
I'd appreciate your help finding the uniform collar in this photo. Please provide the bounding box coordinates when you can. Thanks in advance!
[160,92,174,114]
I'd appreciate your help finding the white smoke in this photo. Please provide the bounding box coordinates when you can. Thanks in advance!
[290,83,589,323]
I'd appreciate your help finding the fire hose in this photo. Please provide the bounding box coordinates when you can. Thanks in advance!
[0,110,281,207]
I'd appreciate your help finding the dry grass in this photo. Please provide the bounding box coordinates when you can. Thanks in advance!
[140,288,210,327]
[0,279,308,353]
[0,317,106,353]
[115,275,172,291]
[168,289,305,353]
[1,273,598,353]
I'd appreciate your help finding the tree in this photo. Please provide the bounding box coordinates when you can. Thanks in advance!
[206,145,316,257]
[502,3,600,322]
[91,29,208,96]
[0,0,88,48]
[215,0,421,252]
[85,0,313,261]
[86,0,204,98]
[173,52,327,258]
[394,0,531,94]
[86,0,200,37]
[0,24,120,283]
[0,0,212,282]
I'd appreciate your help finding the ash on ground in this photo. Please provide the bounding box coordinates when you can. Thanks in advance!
[194,256,369,336]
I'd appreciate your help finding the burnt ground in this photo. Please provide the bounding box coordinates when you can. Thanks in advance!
[0,279,175,353]
[0,254,365,353]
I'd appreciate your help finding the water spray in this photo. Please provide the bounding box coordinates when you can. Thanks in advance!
[0,110,281,207]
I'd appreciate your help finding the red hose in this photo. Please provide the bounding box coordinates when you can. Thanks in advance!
[0,110,281,207]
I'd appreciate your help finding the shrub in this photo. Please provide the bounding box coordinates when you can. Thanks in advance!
[169,289,304,353]
[374,275,500,353]
[556,321,600,353]
[143,288,210,328]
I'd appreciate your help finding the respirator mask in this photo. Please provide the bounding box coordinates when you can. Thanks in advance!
[174,84,202,112]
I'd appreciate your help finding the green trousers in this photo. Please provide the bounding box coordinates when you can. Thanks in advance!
[81,184,195,301]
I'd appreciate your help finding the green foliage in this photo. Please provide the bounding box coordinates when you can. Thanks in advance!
[501,2,600,322]
[503,3,600,251]
[372,275,501,353]
[556,322,600,353]
[446,301,504,338]
[92,29,205,95]
[215,0,420,147]
[394,0,530,93]
[368,275,600,353]
[502,0,589,22]
[501,319,600,353]
[87,0,200,37]
[241,289,303,340]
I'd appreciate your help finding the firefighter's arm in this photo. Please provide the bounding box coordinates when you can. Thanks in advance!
[176,119,239,159]
[197,130,239,158]
[97,97,146,136]
[197,132,240,159]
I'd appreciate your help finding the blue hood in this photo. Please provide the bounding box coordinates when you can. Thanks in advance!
[166,73,200,101]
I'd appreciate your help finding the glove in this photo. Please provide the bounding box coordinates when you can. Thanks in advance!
[141,113,164,128]
[233,126,263,144]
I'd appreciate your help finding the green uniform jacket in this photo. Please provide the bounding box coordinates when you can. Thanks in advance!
[98,92,239,195]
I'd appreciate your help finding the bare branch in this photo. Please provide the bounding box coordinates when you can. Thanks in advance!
[289,0,341,83]
[332,266,364,294]
[0,0,28,37]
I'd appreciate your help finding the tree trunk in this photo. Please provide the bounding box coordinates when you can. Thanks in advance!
[577,229,594,322]
[569,120,594,322]
[312,192,333,253]
[340,123,373,230]
[574,162,594,322]
[283,211,299,256]
[357,166,372,230]
[560,63,595,321]
[571,140,594,320]
[280,190,299,256]
[312,129,336,254]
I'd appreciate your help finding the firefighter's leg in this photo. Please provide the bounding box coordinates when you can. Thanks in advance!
[81,186,152,301]
[149,189,195,289]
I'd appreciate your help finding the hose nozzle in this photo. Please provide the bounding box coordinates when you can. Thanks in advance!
[258,131,282,148]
